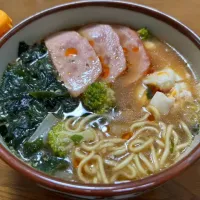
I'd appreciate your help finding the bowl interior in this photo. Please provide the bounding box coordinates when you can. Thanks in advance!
[0,1,199,195]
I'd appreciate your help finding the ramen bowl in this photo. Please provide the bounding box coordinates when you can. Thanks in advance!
[0,1,199,199]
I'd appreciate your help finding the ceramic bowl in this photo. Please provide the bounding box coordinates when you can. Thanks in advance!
[0,1,199,199]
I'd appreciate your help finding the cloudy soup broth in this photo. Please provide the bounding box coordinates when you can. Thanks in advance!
[0,25,199,184]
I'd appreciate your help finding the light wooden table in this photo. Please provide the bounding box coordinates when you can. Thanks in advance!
[0,0,200,199]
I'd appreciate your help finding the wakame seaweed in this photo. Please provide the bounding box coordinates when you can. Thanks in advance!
[23,138,44,157]
[30,152,69,174]
[0,42,79,150]
[18,41,29,57]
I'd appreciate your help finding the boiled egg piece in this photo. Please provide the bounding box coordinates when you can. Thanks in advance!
[136,84,148,105]
[143,41,156,50]
[169,82,191,99]
[150,91,175,115]
[143,68,176,92]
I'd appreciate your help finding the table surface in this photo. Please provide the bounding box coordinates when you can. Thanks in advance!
[0,0,200,199]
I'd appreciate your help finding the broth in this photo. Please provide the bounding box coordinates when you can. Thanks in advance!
[0,25,199,184]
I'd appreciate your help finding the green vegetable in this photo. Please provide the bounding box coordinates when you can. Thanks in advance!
[23,138,44,157]
[137,28,151,40]
[48,122,71,157]
[29,91,68,99]
[147,170,152,175]
[0,124,7,137]
[170,139,175,153]
[191,124,200,135]
[18,41,29,57]
[48,121,96,157]
[28,113,59,143]
[31,152,69,174]
[0,42,79,150]
[146,86,154,99]
[82,82,116,114]
[70,135,84,145]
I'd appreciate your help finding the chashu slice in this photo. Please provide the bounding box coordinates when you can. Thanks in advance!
[79,24,126,83]
[113,26,150,86]
[45,31,102,97]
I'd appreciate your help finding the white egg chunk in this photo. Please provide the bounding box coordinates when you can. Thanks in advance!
[179,90,192,98]
[136,84,148,105]
[143,41,156,50]
[150,92,175,115]
[169,82,191,99]
[175,74,184,82]
[143,68,176,92]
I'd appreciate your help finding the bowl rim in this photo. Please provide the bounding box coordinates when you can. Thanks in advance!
[0,0,200,197]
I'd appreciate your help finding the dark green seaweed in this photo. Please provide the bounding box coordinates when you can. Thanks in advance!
[0,42,79,151]
[23,138,44,157]
[191,123,200,135]
[30,152,69,174]
[146,86,154,99]
[18,41,29,57]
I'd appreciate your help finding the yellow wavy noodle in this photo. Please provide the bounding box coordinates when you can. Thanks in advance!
[71,107,193,184]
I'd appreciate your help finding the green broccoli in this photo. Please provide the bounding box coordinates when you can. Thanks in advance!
[82,82,116,114]
[47,121,93,157]
[137,28,151,40]
[47,122,71,157]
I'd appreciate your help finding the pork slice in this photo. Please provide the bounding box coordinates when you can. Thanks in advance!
[45,31,102,97]
[113,26,150,86]
[79,24,126,83]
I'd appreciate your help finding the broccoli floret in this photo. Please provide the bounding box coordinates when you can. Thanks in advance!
[47,122,71,157]
[137,28,151,40]
[47,121,95,157]
[82,82,116,114]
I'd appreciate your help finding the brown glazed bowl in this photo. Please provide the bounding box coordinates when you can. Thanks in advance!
[0,1,199,199]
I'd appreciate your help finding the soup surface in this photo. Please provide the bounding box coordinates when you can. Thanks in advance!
[0,25,199,184]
